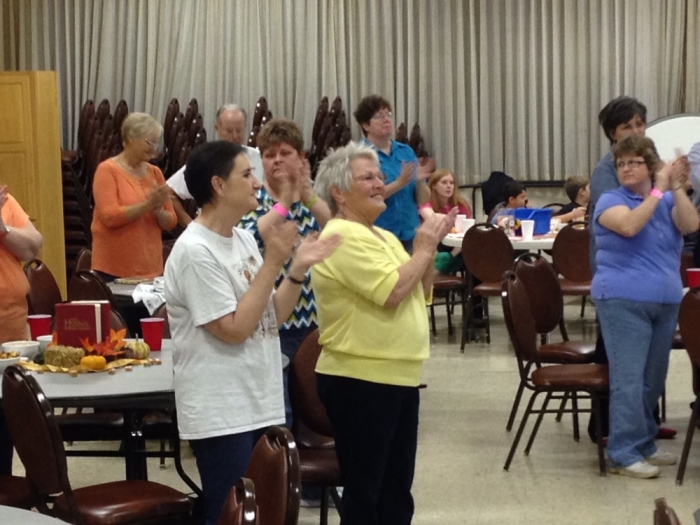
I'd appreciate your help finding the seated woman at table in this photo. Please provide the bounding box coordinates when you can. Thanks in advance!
[419,169,470,274]
[0,184,43,475]
[164,141,339,525]
[91,112,176,281]
[312,141,455,525]
[593,135,697,479]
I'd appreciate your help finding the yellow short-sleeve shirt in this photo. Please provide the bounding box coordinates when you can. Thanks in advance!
[311,219,430,386]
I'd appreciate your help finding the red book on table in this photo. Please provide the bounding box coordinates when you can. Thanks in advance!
[55,301,111,348]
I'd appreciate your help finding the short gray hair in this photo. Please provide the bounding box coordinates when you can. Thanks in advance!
[121,112,163,143]
[215,104,247,122]
[314,141,379,215]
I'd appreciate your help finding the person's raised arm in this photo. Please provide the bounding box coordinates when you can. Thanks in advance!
[669,158,700,235]
[384,208,457,308]
[299,160,331,227]
[0,187,43,261]
[204,222,299,344]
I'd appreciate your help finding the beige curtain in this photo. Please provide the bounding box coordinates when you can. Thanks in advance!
[0,0,697,183]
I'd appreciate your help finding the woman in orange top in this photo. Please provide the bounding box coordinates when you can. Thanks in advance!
[91,112,176,280]
[0,184,42,476]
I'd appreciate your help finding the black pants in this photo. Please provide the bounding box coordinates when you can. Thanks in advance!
[317,374,419,525]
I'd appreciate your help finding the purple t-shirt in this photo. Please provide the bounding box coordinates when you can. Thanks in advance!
[591,187,682,304]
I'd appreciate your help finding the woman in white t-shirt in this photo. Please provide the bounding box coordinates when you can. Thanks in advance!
[164,141,340,525]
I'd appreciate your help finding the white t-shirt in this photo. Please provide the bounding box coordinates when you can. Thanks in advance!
[164,222,284,440]
[167,146,264,200]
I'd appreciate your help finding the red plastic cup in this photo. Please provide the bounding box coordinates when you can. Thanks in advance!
[688,269,700,288]
[27,314,52,339]
[140,318,164,351]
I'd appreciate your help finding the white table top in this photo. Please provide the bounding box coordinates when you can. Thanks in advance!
[107,282,138,298]
[0,343,174,403]
[442,232,555,251]
[0,506,62,523]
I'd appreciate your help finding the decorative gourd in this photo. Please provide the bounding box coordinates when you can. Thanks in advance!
[80,355,107,371]
[125,341,150,360]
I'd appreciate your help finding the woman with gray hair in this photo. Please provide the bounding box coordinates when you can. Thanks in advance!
[91,112,176,280]
[311,141,456,525]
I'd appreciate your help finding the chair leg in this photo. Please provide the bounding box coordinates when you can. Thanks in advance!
[580,296,586,318]
[592,393,607,475]
[677,395,700,485]
[661,389,666,422]
[571,391,580,442]
[460,288,467,353]
[484,298,491,344]
[558,318,570,342]
[525,392,552,455]
[330,487,342,512]
[320,486,330,525]
[506,381,526,432]
[429,304,436,336]
[446,292,453,335]
[504,391,540,471]
[159,439,167,469]
[555,392,569,422]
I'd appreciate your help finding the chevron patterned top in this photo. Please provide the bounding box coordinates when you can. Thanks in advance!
[238,187,320,330]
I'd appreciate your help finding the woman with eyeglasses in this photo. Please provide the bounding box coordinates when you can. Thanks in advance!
[592,135,697,479]
[312,141,455,525]
[91,112,176,280]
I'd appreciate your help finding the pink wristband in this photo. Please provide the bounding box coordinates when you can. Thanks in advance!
[272,202,289,218]
[650,188,663,200]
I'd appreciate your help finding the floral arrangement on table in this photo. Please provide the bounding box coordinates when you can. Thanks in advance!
[20,329,160,375]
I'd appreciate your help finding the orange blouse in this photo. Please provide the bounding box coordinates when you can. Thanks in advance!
[0,194,31,343]
[91,159,176,279]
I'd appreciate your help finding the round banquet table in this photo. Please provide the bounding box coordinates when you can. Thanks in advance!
[0,505,62,524]
[442,232,556,251]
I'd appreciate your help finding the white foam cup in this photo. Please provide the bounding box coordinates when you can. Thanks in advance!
[520,220,535,241]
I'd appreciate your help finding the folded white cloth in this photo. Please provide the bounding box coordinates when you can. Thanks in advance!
[132,284,166,315]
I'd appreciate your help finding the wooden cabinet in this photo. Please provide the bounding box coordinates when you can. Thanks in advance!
[0,71,66,297]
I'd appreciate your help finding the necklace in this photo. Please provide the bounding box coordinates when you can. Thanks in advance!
[114,155,146,178]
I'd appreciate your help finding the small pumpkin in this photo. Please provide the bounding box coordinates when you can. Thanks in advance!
[80,355,107,371]
[125,340,150,360]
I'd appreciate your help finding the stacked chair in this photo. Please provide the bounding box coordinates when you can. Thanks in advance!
[307,96,351,174]
[247,96,274,149]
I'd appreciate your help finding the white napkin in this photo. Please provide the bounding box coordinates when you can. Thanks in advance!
[132,284,166,315]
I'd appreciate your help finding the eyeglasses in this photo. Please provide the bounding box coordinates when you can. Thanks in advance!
[371,112,392,121]
[354,173,386,184]
[144,138,162,151]
[616,159,646,169]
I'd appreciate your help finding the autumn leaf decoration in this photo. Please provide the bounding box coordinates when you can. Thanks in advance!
[80,329,127,358]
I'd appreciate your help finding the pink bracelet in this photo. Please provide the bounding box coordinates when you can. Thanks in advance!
[650,188,663,200]
[272,202,289,218]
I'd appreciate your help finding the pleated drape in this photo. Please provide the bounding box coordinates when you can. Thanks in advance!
[1,0,698,183]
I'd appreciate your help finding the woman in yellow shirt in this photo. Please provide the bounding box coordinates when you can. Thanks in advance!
[312,142,455,525]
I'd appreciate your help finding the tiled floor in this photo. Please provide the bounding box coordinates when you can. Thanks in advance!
[12,298,700,524]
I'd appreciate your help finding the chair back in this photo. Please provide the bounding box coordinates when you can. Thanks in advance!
[153,303,171,339]
[110,309,131,338]
[2,366,77,512]
[679,288,700,396]
[551,222,591,282]
[513,253,563,335]
[501,271,540,374]
[244,426,300,525]
[462,223,514,283]
[217,478,258,525]
[74,247,92,273]
[654,498,682,525]
[288,330,334,437]
[24,259,63,317]
[68,270,116,305]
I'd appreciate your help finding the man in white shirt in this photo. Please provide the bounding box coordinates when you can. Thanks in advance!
[168,104,264,226]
